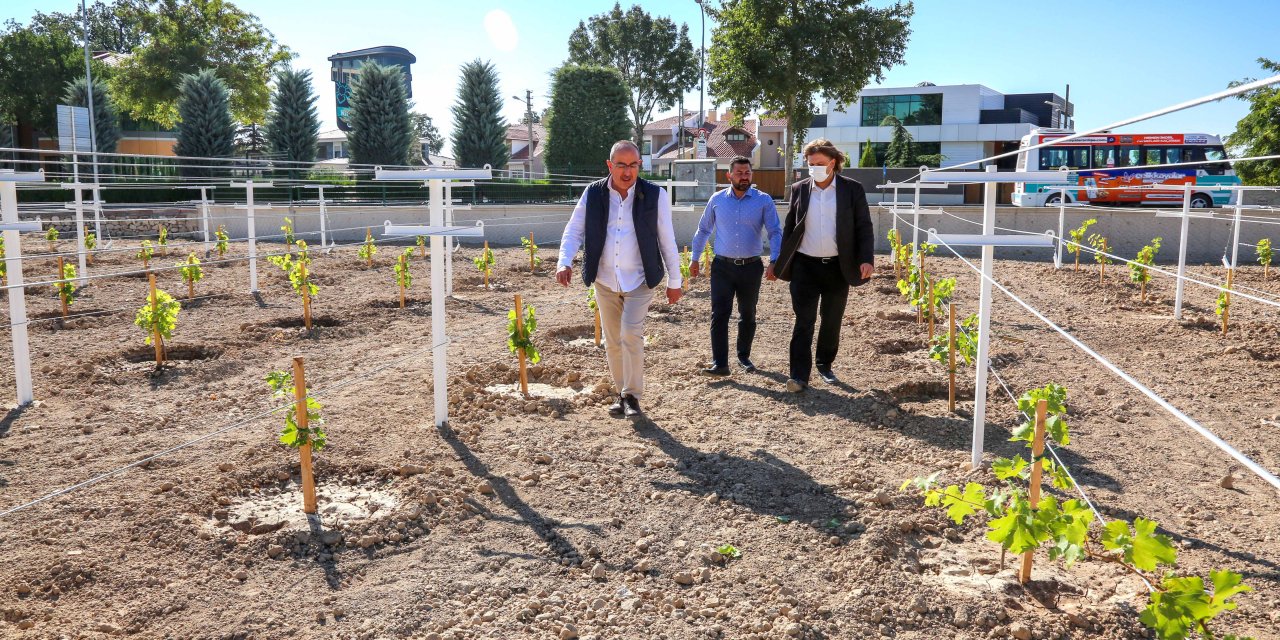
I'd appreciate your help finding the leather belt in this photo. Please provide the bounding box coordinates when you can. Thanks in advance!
[714,255,762,266]
[797,252,837,264]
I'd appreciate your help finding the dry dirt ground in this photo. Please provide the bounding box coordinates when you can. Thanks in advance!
[0,237,1277,640]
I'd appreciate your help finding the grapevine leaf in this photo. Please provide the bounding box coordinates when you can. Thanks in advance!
[993,455,1029,481]
[1103,518,1177,572]
[940,483,985,525]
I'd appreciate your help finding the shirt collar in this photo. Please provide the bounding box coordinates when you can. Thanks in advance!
[725,186,757,200]
[813,180,836,194]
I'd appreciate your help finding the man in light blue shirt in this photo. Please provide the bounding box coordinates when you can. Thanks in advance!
[689,155,782,375]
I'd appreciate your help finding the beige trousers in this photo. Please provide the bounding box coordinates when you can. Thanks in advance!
[595,282,655,401]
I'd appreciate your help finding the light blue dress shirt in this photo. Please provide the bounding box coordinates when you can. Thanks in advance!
[690,186,783,261]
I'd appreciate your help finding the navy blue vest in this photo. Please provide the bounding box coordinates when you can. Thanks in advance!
[581,177,666,289]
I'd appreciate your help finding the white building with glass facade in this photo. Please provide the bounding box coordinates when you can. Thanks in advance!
[806,83,1073,170]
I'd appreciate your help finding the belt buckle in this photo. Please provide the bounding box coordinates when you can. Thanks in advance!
[822,257,834,264]
[733,258,746,266]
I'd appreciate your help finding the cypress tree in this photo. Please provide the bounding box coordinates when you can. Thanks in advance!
[173,69,235,177]
[264,68,320,178]
[858,137,877,167]
[450,59,509,170]
[346,63,412,167]
[544,65,630,177]
[63,77,122,157]
[881,115,915,169]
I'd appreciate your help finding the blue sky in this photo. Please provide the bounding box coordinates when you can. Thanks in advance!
[5,0,1277,153]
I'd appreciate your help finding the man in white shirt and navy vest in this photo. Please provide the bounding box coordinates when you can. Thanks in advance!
[774,138,875,393]
[557,140,684,417]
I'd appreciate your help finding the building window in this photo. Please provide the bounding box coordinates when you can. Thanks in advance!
[725,132,747,142]
[861,94,943,126]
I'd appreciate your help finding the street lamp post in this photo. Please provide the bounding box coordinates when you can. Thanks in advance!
[695,0,706,126]
[511,91,534,178]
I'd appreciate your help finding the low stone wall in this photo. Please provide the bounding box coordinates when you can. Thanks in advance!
[38,208,202,237]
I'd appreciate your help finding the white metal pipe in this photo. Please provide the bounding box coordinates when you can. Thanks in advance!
[971,165,998,470]
[1,181,34,405]
[1174,184,1191,320]
[429,178,449,426]
[1056,187,1066,270]
[1230,201,1243,270]
[199,187,211,254]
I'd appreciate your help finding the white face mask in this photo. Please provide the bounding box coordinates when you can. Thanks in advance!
[808,164,830,182]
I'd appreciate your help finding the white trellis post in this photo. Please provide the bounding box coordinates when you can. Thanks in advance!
[921,167,1066,468]
[231,180,273,293]
[60,182,91,282]
[1174,183,1193,320]
[1,170,47,405]
[442,181,475,296]
[198,186,213,253]
[375,166,493,427]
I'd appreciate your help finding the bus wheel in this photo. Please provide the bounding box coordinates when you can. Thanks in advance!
[1045,193,1063,205]
[1190,193,1213,209]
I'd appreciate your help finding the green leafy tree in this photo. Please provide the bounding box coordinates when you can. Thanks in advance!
[1256,238,1272,277]
[929,313,979,366]
[566,3,698,144]
[545,65,631,177]
[394,247,414,292]
[178,252,204,298]
[63,77,122,157]
[109,0,293,128]
[858,138,877,167]
[0,22,82,143]
[279,216,295,251]
[882,115,915,168]
[30,1,146,54]
[346,62,412,167]
[264,68,319,178]
[214,225,228,258]
[1130,236,1162,301]
[157,224,169,255]
[450,59,509,169]
[473,246,495,279]
[1226,58,1280,186]
[706,0,913,190]
[173,69,236,177]
[357,229,377,265]
[137,239,154,268]
[1067,218,1096,270]
[45,226,59,252]
[410,112,445,158]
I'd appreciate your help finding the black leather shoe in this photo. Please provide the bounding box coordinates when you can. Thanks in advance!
[702,365,731,376]
[607,395,625,415]
[623,394,643,418]
[737,357,757,373]
[816,367,839,384]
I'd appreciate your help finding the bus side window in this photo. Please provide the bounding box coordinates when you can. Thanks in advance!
[1166,147,1183,165]
[1093,146,1116,168]
[1118,146,1141,167]
[1145,148,1163,166]
[1067,147,1089,169]
[1204,146,1228,175]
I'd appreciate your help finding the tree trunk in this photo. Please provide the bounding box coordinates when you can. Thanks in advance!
[783,95,797,193]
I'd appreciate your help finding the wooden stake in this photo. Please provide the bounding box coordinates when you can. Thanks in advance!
[1222,268,1234,337]
[1266,263,1270,279]
[82,226,92,264]
[528,232,536,272]
[398,253,407,309]
[57,257,68,319]
[1020,399,1048,584]
[1140,279,1147,303]
[927,279,935,342]
[1099,239,1107,284]
[293,357,318,514]
[593,307,601,347]
[682,245,689,290]
[892,230,901,280]
[948,302,956,413]
[1074,249,1080,272]
[483,240,491,290]
[515,294,529,397]
[148,273,164,365]
[300,259,312,331]
[365,228,373,266]
[186,254,196,300]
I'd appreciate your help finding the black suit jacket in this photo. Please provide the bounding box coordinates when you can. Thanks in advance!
[776,174,875,286]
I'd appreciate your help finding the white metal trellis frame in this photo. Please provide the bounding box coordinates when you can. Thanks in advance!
[920,166,1068,468]
[60,182,92,282]
[1,170,47,405]
[230,180,273,293]
[374,166,493,427]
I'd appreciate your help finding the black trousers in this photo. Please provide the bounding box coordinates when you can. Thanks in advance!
[709,258,764,367]
[788,254,850,383]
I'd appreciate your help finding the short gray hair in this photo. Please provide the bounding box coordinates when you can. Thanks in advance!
[609,140,641,160]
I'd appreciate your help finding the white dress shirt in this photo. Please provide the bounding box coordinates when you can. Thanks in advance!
[797,180,839,257]
[558,182,683,291]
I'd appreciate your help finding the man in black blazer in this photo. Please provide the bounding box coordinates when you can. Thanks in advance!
[774,138,875,392]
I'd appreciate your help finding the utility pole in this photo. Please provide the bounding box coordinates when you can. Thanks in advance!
[79,0,100,185]
[696,0,706,127]
[512,90,535,178]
